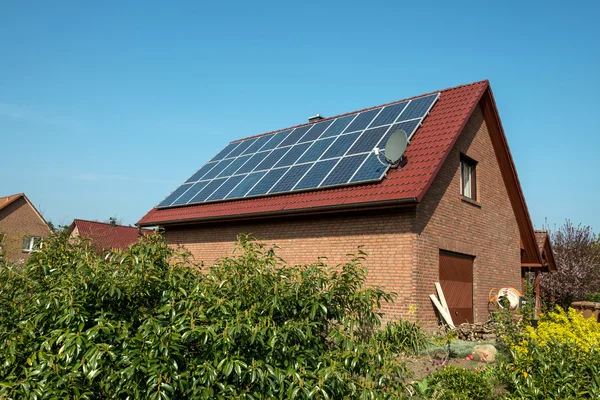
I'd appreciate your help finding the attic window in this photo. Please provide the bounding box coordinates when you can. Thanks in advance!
[460,155,477,200]
[22,236,41,253]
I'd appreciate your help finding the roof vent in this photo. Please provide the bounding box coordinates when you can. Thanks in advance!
[308,114,325,123]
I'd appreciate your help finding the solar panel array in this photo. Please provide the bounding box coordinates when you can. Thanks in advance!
[157,93,440,208]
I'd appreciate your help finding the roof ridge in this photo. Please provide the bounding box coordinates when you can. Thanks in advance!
[74,218,151,230]
[232,80,489,143]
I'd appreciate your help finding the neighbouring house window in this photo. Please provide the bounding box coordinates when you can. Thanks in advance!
[22,236,42,253]
[460,156,477,200]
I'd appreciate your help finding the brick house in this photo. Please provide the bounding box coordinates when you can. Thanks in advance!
[68,219,152,253]
[0,193,53,264]
[138,80,555,327]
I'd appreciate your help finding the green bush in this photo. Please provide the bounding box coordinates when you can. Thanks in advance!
[585,292,600,303]
[0,233,411,399]
[375,319,429,355]
[506,341,600,399]
[425,366,494,400]
[505,308,600,399]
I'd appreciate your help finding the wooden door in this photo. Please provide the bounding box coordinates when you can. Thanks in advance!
[439,251,474,324]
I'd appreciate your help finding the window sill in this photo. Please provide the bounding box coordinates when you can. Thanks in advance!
[461,196,481,208]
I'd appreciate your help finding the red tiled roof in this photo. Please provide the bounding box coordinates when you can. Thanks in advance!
[0,193,25,213]
[71,219,153,251]
[138,81,489,226]
[0,193,52,231]
[534,230,548,251]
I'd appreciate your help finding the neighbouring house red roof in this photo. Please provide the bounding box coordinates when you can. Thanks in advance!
[0,193,25,212]
[0,193,52,230]
[534,230,557,272]
[69,219,152,252]
[138,80,489,226]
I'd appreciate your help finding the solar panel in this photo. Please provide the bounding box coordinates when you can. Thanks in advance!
[156,92,439,208]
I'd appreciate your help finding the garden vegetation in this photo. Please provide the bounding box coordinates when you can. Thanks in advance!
[0,232,419,399]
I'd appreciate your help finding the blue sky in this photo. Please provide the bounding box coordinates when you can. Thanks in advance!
[1,1,598,232]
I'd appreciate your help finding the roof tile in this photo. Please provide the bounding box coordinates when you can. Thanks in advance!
[138,81,489,226]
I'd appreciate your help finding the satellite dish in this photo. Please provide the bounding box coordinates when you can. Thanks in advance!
[384,129,408,164]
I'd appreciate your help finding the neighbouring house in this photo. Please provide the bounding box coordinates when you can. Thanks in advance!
[68,219,152,253]
[527,230,557,310]
[138,80,556,327]
[0,193,53,264]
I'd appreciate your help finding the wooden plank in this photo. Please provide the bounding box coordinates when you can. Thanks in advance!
[430,294,455,328]
[435,282,450,315]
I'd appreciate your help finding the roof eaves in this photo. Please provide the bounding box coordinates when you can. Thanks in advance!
[138,196,418,227]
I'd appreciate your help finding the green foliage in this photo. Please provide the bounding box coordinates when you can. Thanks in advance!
[585,292,600,303]
[375,320,429,355]
[505,341,600,399]
[505,307,600,399]
[491,307,528,353]
[423,366,494,399]
[0,233,411,399]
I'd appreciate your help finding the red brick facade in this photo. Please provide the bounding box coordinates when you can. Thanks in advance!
[0,195,52,264]
[163,106,522,327]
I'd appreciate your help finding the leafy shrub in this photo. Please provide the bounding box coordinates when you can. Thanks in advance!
[0,233,411,399]
[519,307,600,353]
[491,307,527,352]
[375,319,429,355]
[585,292,600,303]
[425,366,494,399]
[506,307,600,398]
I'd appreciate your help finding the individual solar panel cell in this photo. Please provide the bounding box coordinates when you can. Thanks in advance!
[273,142,311,168]
[227,138,257,158]
[322,132,361,159]
[260,130,291,151]
[321,114,356,138]
[277,126,312,147]
[350,153,389,183]
[247,168,288,196]
[255,147,290,171]
[217,154,252,177]
[172,180,211,205]
[157,183,194,207]
[400,94,438,120]
[202,158,234,180]
[226,171,266,199]
[294,159,339,190]
[321,154,368,187]
[297,137,336,164]
[241,135,273,155]
[185,162,218,183]
[189,178,228,203]
[370,102,408,128]
[298,120,334,143]
[210,142,240,162]
[269,164,312,193]
[236,151,269,174]
[343,108,381,133]
[206,175,246,201]
[347,126,390,155]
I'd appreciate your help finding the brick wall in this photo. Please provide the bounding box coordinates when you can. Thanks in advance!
[0,197,52,264]
[166,208,418,317]
[164,105,523,326]
[414,105,522,327]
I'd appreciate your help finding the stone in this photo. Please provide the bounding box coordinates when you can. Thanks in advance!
[472,344,497,363]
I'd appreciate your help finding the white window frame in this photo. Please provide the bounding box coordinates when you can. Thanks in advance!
[460,156,477,200]
[22,236,42,253]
